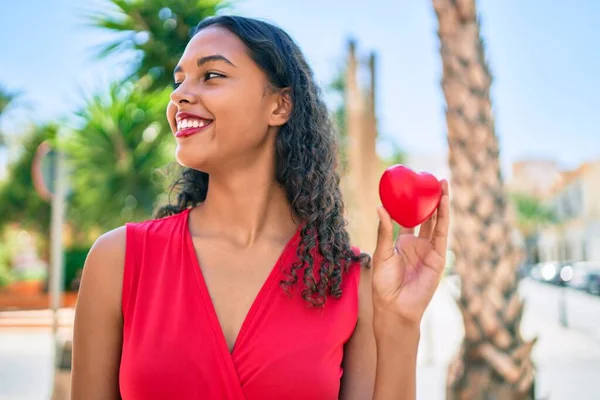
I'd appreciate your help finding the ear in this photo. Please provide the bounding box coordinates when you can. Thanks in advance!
[268,88,292,127]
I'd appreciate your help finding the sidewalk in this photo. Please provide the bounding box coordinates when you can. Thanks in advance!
[416,277,600,400]
[0,308,74,329]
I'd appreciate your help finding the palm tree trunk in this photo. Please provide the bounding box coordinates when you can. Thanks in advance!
[342,41,381,254]
[362,52,381,254]
[344,40,366,249]
[432,0,536,398]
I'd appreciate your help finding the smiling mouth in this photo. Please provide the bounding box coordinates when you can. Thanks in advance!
[175,118,213,138]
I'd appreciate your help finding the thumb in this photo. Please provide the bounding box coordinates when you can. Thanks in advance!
[373,206,395,265]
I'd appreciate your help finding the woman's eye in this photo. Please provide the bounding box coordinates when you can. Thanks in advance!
[204,72,223,81]
[171,72,223,89]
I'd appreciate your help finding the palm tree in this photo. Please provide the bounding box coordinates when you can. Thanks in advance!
[432,0,536,398]
[328,65,348,163]
[512,193,556,234]
[341,40,385,253]
[333,41,406,252]
[86,0,228,92]
[0,124,55,236]
[0,124,57,292]
[0,85,21,146]
[64,83,174,232]
[0,85,20,116]
[511,193,556,264]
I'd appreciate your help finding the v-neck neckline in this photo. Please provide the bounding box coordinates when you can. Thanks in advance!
[183,208,300,357]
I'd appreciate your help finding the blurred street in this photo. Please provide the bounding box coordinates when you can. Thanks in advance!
[417,277,600,400]
[0,330,54,400]
[1,278,599,399]
[0,312,72,400]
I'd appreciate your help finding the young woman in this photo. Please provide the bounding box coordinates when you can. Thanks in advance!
[71,15,449,400]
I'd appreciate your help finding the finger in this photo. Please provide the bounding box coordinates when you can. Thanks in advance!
[374,206,395,264]
[432,179,450,256]
[418,210,437,240]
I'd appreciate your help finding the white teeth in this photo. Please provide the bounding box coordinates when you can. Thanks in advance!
[177,118,210,131]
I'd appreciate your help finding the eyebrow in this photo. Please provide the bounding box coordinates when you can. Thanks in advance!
[173,55,236,74]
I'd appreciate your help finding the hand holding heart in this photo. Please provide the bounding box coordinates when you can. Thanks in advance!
[372,166,450,326]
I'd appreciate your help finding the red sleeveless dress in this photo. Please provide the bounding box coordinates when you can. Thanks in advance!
[119,208,362,399]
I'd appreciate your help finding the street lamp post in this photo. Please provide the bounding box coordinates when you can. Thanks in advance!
[558,264,573,328]
[32,138,70,399]
[558,282,568,327]
[50,150,67,338]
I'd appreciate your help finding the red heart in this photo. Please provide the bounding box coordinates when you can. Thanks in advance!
[379,164,442,228]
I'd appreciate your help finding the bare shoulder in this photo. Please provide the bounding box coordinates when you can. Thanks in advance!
[81,226,128,300]
[75,223,128,320]
[71,226,127,400]
[90,225,128,262]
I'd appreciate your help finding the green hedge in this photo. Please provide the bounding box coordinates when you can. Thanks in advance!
[63,247,90,291]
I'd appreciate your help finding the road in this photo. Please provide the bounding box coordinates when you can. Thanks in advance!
[0,279,599,399]
[519,279,600,345]
[417,277,600,400]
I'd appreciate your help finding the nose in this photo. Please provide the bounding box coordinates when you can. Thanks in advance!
[170,83,196,105]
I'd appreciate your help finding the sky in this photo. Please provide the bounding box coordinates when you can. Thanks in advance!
[0,0,599,178]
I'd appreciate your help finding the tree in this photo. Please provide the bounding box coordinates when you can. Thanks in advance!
[0,124,56,257]
[0,124,56,233]
[511,193,556,264]
[63,83,174,232]
[0,85,20,115]
[511,193,556,235]
[86,0,229,92]
[333,40,406,252]
[432,0,536,398]
[0,85,22,145]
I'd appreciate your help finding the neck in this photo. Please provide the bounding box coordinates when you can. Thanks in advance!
[190,150,298,247]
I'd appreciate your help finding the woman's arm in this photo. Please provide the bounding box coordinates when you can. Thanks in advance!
[371,309,419,400]
[339,266,377,399]
[341,182,449,399]
[339,265,419,400]
[71,227,126,400]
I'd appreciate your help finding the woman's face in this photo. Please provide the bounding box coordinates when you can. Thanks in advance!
[167,26,290,173]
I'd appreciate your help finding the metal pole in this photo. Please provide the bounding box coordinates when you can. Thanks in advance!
[422,309,435,365]
[558,284,568,328]
[48,150,68,400]
[50,151,67,344]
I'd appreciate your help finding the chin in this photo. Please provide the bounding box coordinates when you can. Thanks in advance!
[174,145,211,171]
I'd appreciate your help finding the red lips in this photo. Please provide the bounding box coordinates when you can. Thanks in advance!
[174,111,213,139]
[379,164,442,228]
[175,121,213,138]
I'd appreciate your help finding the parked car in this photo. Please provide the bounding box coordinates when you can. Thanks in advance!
[568,261,600,294]
[531,261,574,286]
[518,262,536,280]
[528,263,544,281]
[588,274,600,295]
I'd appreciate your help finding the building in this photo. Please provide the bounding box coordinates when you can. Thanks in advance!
[507,159,562,198]
[537,161,600,262]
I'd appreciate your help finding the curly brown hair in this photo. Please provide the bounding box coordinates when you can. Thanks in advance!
[156,15,370,307]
